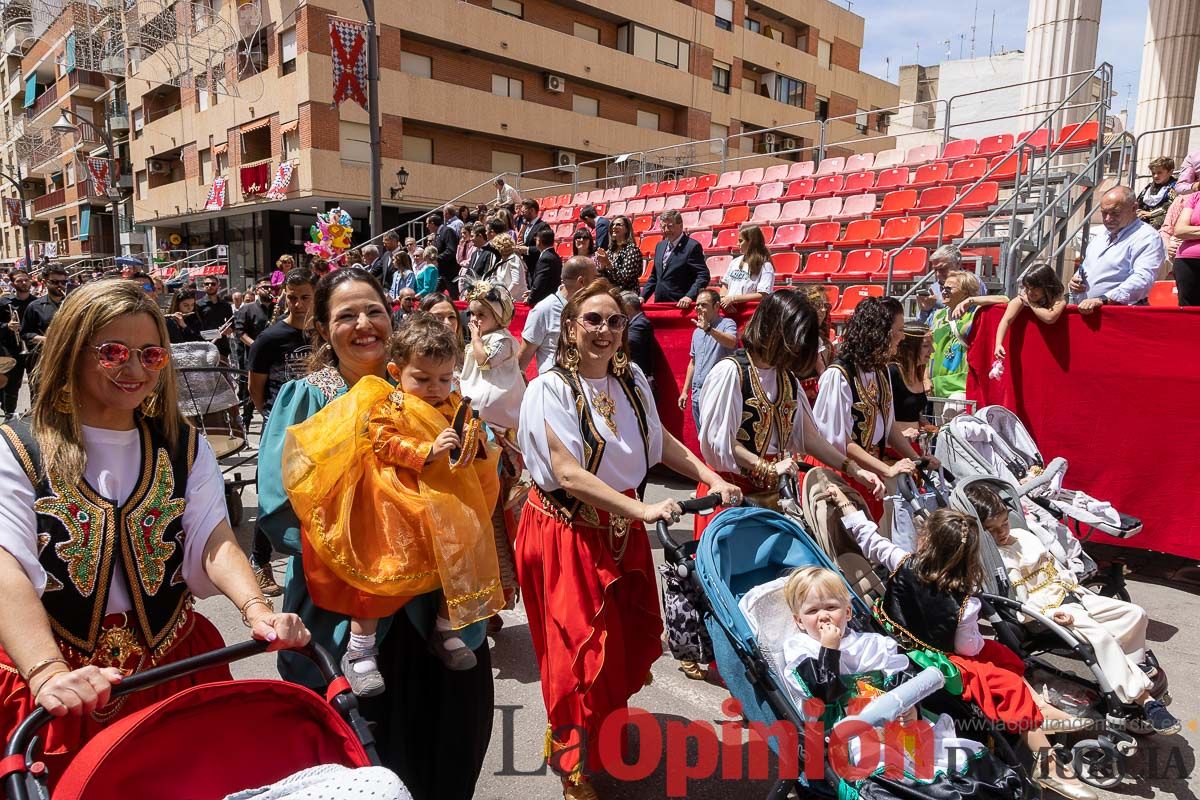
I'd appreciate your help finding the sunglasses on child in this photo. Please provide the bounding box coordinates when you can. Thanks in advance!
[92,341,171,371]
[575,312,628,332]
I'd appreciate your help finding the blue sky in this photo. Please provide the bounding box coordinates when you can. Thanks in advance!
[857,0,1150,127]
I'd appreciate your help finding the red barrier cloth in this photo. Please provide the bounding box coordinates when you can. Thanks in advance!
[966,305,1200,559]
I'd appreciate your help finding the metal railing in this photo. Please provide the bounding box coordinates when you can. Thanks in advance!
[1127,120,1200,187]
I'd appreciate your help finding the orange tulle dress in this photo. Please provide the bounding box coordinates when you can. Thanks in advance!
[282,375,504,628]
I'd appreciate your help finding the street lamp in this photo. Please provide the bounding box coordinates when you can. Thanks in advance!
[51,109,122,259]
[0,169,32,267]
[388,165,409,200]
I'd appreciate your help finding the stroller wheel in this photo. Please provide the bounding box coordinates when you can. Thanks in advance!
[225,485,244,527]
[1072,739,1126,789]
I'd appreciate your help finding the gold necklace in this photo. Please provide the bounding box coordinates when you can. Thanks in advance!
[588,375,619,436]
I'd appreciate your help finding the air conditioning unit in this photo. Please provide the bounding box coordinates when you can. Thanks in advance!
[147,159,169,174]
[763,132,777,146]
[555,151,577,171]
[545,74,566,94]
[109,113,129,132]
[783,137,797,150]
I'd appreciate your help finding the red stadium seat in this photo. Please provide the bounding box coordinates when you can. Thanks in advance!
[784,178,815,199]
[716,170,741,188]
[663,194,686,211]
[779,200,812,223]
[639,234,662,258]
[802,251,844,281]
[680,210,701,229]
[878,216,922,246]
[756,181,785,202]
[873,148,904,170]
[654,180,677,197]
[1149,280,1179,307]
[559,206,579,222]
[640,257,655,283]
[877,189,918,218]
[625,199,646,216]
[816,156,846,175]
[683,191,710,211]
[555,241,573,258]
[696,173,719,191]
[632,214,653,234]
[732,185,759,205]
[770,223,807,250]
[763,164,790,182]
[772,252,801,279]
[835,193,877,221]
[839,218,882,248]
[707,255,732,280]
[947,158,987,185]
[809,175,844,199]
[618,185,638,200]
[738,167,765,185]
[690,229,713,249]
[554,223,573,239]
[636,183,658,199]
[836,172,875,196]
[602,188,621,203]
[1016,128,1050,153]
[759,226,775,246]
[957,182,999,213]
[593,203,607,216]
[798,221,841,250]
[587,189,606,203]
[698,207,725,228]
[939,139,978,162]
[608,201,627,217]
[788,161,816,179]
[916,213,964,244]
[702,187,734,210]
[711,227,740,253]
[713,205,751,230]
[571,192,589,205]
[888,247,929,279]
[644,197,666,214]
[831,284,884,322]
[1055,121,1099,152]
[988,153,1028,182]
[676,176,698,194]
[839,248,885,281]
[910,162,949,189]
[976,134,1014,159]
[903,145,939,166]
[874,167,910,192]
[751,202,782,226]
[845,153,875,174]
[915,186,956,214]
[539,196,558,211]
[544,208,561,224]
[808,197,843,220]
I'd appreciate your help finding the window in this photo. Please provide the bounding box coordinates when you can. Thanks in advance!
[712,60,730,94]
[636,110,659,130]
[616,24,690,71]
[199,148,211,184]
[573,95,598,116]
[216,150,228,175]
[211,65,224,106]
[491,74,523,99]
[774,75,804,108]
[69,215,78,238]
[816,95,829,121]
[136,169,147,200]
[280,28,297,75]
[709,122,727,154]
[197,79,211,112]
[491,150,522,174]
[339,120,371,163]
[714,0,733,30]
[875,110,891,133]
[401,52,432,78]
[855,109,869,134]
[744,18,761,34]
[65,162,75,186]
[403,135,433,164]
[741,76,757,93]
[573,22,599,43]
[239,30,267,80]
[764,26,783,43]
[492,0,522,18]
[818,39,832,70]
[282,130,299,160]
[132,107,144,136]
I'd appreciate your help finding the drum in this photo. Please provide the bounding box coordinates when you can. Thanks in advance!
[172,342,247,458]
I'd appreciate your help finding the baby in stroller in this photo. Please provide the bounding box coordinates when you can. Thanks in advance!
[964,483,1177,735]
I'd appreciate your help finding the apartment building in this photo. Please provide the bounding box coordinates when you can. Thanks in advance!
[3,0,897,280]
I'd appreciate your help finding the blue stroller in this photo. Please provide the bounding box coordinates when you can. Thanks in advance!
[658,503,1034,800]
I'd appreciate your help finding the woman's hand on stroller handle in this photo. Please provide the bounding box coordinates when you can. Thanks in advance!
[249,611,312,652]
[33,664,124,718]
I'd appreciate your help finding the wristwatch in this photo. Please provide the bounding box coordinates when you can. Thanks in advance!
[1099,295,1110,305]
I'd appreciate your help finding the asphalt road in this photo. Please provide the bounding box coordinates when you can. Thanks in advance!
[204,427,1200,800]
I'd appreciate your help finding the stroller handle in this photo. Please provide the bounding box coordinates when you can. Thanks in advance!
[655,493,723,562]
[3,640,354,796]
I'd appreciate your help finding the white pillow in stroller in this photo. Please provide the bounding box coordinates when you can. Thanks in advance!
[738,577,810,709]
[223,765,410,800]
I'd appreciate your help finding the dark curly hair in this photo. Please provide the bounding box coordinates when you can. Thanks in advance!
[839,296,902,371]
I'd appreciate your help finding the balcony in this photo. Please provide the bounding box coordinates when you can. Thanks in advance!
[32,187,65,214]
[68,70,107,98]
[24,82,57,120]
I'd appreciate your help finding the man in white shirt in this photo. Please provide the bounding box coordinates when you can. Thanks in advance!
[1070,186,1164,314]
[518,256,595,374]
[492,177,522,209]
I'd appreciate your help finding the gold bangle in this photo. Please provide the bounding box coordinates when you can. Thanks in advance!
[22,656,69,683]
[239,596,273,627]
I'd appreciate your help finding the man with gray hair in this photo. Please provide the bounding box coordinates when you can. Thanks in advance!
[621,290,659,383]
[916,244,962,323]
[362,243,385,284]
[1070,185,1164,313]
[519,256,596,373]
[642,209,709,308]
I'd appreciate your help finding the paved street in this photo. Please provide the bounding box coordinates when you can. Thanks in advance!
[204,428,1200,800]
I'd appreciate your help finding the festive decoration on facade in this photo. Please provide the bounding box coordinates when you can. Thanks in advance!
[304,207,355,259]
[329,16,369,109]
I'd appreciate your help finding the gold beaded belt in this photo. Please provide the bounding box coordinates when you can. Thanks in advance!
[529,488,637,562]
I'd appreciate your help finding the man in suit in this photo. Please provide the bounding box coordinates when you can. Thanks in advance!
[579,205,610,251]
[621,291,659,383]
[363,244,387,284]
[641,209,709,308]
[428,213,461,298]
[527,227,562,305]
[516,199,551,276]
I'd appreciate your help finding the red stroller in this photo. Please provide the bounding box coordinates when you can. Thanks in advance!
[2,641,379,800]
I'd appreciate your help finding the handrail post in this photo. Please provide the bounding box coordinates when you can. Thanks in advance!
[817,121,826,163]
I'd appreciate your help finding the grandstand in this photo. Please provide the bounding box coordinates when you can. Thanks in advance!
[402,62,1157,318]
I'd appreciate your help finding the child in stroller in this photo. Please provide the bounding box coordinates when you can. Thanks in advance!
[820,484,1098,800]
[963,483,1176,735]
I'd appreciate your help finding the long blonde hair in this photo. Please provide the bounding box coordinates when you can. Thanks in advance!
[32,279,182,484]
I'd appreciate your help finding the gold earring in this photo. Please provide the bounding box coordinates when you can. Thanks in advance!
[53,385,73,414]
[611,350,629,377]
[562,345,580,373]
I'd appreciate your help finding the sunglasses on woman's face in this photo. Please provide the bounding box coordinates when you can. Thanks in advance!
[574,235,589,241]
[92,341,171,371]
[576,312,628,332]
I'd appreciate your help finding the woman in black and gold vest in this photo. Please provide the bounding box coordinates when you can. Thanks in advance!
[0,280,309,789]
[812,296,937,530]
[516,280,738,800]
[697,290,885,539]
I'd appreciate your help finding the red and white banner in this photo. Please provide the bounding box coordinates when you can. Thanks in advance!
[264,161,295,200]
[86,157,110,196]
[204,176,226,210]
[4,198,22,227]
[329,16,368,109]
[240,162,270,196]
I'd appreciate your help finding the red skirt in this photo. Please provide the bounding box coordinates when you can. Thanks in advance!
[694,473,764,540]
[949,639,1044,732]
[0,609,231,792]
[515,489,663,783]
